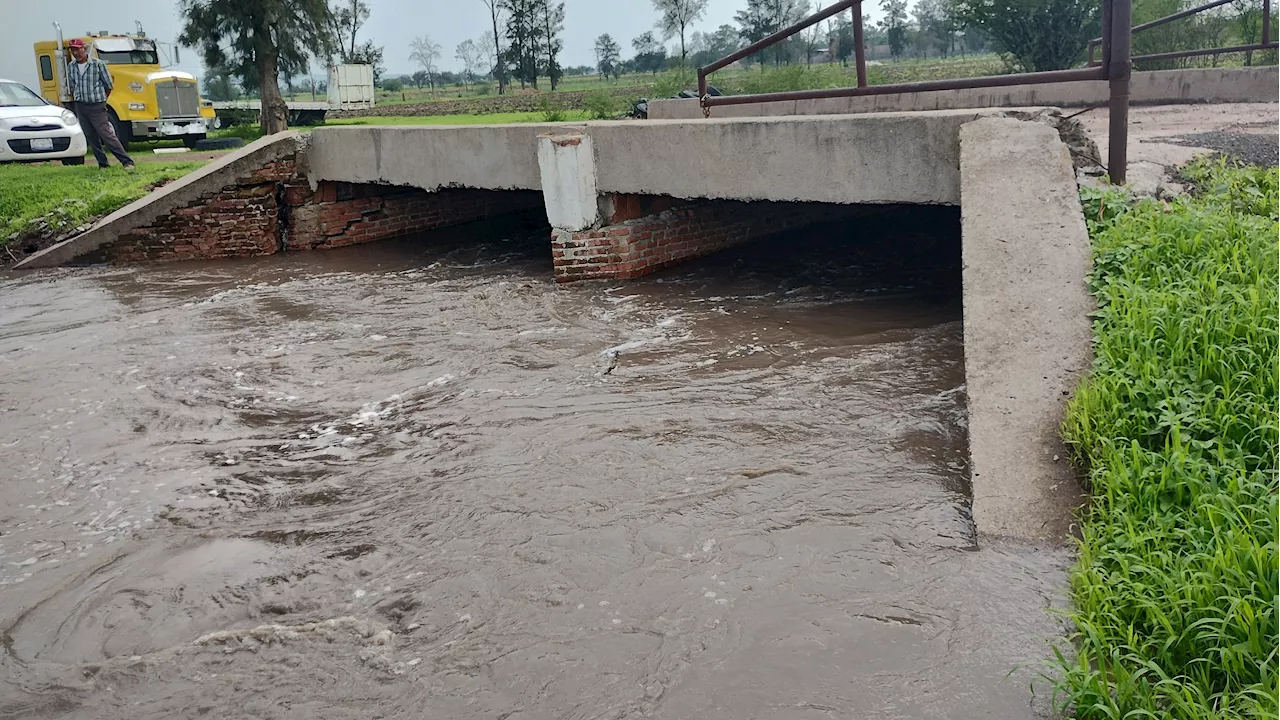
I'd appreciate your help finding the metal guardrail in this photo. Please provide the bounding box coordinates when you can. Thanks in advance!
[701,0,1141,181]
[1088,0,1275,65]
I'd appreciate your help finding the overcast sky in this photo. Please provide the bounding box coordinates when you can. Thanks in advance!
[3,1,892,89]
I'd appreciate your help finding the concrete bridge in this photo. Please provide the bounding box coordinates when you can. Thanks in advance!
[16,110,1091,543]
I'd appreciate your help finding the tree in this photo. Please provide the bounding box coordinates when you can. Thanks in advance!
[502,0,544,89]
[956,0,1097,70]
[347,41,386,84]
[328,0,369,60]
[799,2,826,64]
[830,14,856,65]
[202,68,239,101]
[652,0,709,65]
[914,0,955,57]
[735,0,775,68]
[632,31,669,74]
[880,0,909,58]
[179,0,333,134]
[410,36,442,93]
[594,33,622,80]
[480,0,508,93]
[1232,0,1267,65]
[456,39,484,86]
[541,1,566,90]
[691,23,741,66]
[411,69,428,88]
[736,0,806,67]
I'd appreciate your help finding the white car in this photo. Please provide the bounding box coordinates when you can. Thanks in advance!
[0,78,87,165]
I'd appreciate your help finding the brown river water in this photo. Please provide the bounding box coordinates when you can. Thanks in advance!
[0,207,1068,719]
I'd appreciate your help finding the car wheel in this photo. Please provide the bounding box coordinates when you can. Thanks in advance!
[61,156,85,166]
[193,137,245,151]
[182,134,207,149]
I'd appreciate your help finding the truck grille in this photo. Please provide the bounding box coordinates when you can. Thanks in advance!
[156,80,200,118]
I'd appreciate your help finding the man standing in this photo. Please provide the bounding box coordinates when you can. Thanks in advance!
[65,38,134,170]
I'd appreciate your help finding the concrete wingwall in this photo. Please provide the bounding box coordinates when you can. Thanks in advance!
[648,66,1280,120]
[958,116,1092,542]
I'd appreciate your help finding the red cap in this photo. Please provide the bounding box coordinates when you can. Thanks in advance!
[67,38,86,49]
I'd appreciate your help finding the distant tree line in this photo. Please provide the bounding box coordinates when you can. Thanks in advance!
[188,0,1277,132]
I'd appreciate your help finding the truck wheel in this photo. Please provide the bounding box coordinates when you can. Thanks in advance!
[182,134,207,149]
[107,108,132,146]
[61,156,85,166]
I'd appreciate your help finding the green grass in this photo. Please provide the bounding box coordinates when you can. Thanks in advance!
[0,161,203,246]
[1057,161,1279,719]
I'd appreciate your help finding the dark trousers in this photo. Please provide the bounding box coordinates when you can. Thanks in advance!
[71,101,133,168]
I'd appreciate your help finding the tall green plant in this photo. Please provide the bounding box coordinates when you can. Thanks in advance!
[1056,160,1280,720]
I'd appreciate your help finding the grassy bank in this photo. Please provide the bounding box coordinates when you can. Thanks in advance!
[1058,161,1279,718]
[0,162,202,250]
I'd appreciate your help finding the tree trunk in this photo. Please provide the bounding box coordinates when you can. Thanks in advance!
[260,50,289,135]
[349,0,358,58]
[490,6,506,95]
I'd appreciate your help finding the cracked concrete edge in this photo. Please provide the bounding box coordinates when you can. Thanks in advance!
[15,131,306,270]
[959,116,1093,544]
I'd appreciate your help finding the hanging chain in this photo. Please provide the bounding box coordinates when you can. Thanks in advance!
[701,95,711,119]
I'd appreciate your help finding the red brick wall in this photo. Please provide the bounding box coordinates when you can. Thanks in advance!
[84,160,542,264]
[85,160,298,264]
[287,183,542,251]
[552,198,860,282]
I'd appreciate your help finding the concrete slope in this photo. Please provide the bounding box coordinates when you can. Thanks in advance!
[959,117,1092,542]
[16,132,304,270]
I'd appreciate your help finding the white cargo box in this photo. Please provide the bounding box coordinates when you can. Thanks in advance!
[327,64,374,110]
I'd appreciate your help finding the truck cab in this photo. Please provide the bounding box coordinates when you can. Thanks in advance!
[33,27,218,147]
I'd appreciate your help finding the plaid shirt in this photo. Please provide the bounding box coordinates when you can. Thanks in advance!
[67,58,113,104]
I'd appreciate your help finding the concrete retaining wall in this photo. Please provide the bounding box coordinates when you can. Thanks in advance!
[959,116,1092,542]
[649,66,1280,120]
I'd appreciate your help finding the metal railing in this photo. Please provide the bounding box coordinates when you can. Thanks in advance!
[695,0,1270,184]
[1088,0,1275,66]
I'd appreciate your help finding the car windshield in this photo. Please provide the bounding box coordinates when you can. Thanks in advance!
[97,50,160,66]
[0,81,46,107]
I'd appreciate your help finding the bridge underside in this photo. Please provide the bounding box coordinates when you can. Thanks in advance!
[15,113,1093,545]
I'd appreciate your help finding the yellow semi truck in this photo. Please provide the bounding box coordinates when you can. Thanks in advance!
[33,23,219,148]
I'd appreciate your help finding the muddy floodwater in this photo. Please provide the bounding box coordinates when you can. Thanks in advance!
[0,208,1068,719]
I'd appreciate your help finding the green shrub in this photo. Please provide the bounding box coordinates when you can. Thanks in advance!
[583,90,621,119]
[649,68,696,98]
[538,94,567,122]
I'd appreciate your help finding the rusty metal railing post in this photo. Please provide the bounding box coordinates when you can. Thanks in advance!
[852,4,868,87]
[1264,0,1272,45]
[1099,0,1113,73]
[1108,0,1132,185]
